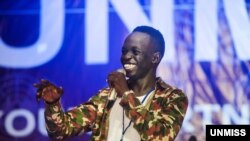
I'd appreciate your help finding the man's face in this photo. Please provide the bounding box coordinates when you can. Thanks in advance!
[120,32,155,79]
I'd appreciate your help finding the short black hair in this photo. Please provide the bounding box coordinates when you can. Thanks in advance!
[132,25,165,58]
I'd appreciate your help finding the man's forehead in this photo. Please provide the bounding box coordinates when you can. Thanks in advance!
[122,32,155,52]
[124,32,151,44]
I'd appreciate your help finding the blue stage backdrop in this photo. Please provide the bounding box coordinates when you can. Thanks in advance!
[1,0,250,141]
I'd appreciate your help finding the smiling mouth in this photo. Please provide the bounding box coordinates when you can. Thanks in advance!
[124,64,136,71]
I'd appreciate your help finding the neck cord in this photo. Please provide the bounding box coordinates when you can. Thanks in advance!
[120,88,155,141]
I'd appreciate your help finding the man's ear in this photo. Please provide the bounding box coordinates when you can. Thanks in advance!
[152,52,161,64]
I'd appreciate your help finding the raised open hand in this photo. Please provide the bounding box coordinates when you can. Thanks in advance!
[33,79,63,104]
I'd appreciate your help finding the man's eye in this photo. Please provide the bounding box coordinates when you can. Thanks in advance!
[133,50,141,55]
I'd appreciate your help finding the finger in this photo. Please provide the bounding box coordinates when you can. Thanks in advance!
[57,86,64,95]
[40,80,56,89]
[41,79,50,85]
[34,82,46,90]
[37,87,45,93]
[33,79,48,88]
[36,92,42,102]
[33,83,45,91]
[41,79,48,83]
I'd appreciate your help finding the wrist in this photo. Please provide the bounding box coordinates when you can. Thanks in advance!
[44,98,60,105]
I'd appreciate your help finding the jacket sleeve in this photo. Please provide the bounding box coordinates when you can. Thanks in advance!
[119,88,188,141]
[44,91,105,140]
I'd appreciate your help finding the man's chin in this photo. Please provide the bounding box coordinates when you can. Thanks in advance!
[126,72,137,79]
[125,72,133,78]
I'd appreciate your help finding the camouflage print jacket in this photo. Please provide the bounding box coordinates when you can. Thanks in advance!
[44,77,188,141]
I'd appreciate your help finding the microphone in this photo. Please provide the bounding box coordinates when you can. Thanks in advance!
[108,68,126,101]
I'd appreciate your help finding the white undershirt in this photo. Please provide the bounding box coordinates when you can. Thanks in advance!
[107,91,154,141]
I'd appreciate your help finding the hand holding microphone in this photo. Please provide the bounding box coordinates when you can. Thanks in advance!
[107,68,129,100]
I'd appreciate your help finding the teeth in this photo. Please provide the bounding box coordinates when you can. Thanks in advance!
[124,64,136,70]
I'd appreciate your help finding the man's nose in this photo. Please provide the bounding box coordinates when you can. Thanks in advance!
[123,51,133,60]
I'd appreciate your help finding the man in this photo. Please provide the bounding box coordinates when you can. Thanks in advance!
[34,25,188,141]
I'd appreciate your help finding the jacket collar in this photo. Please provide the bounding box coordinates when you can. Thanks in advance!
[155,77,172,90]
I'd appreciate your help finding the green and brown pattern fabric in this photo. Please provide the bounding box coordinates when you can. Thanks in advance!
[44,77,188,141]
